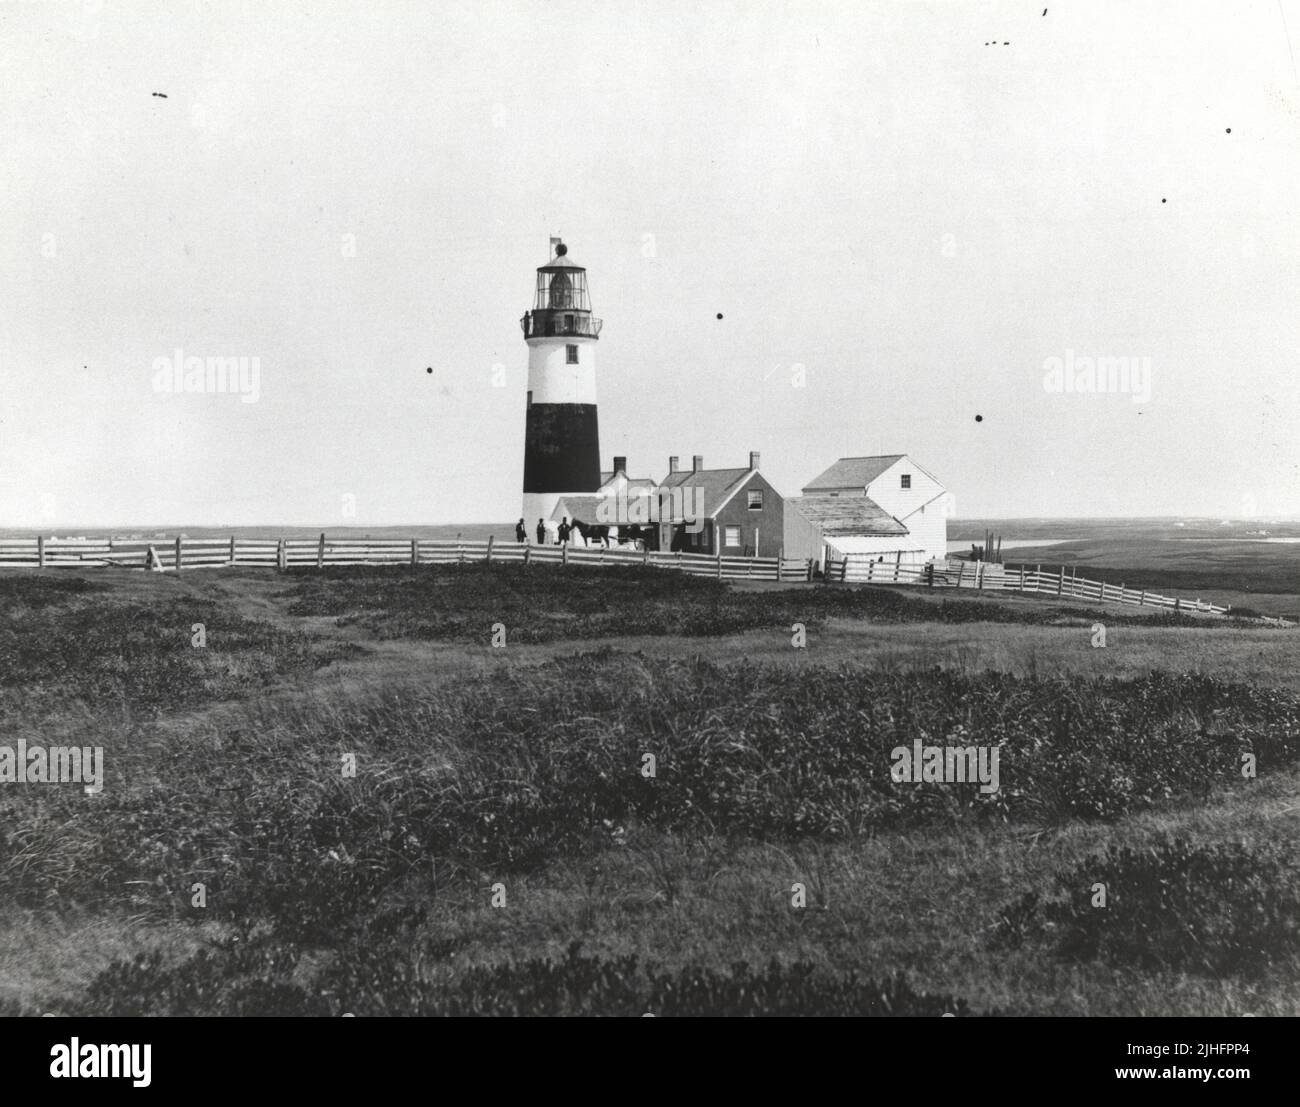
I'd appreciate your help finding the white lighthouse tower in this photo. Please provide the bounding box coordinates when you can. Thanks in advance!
[521,241,602,537]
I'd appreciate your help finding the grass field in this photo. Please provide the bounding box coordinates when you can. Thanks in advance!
[1,561,1297,1016]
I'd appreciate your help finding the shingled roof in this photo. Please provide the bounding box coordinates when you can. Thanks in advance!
[658,467,752,519]
[788,496,909,536]
[802,455,905,493]
[550,496,605,524]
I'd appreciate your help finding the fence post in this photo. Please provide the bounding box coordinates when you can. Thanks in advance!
[927,561,935,589]
[318,533,326,569]
[486,534,494,564]
[806,558,813,583]
[894,550,901,582]
[840,557,848,583]
[1139,589,1145,607]
[561,542,568,567]
[230,535,237,564]
[1034,564,1041,593]
[956,561,965,588]
[175,536,183,573]
[411,538,419,566]
[523,542,531,566]
[716,551,723,579]
[37,535,45,569]
[277,538,286,571]
[977,560,984,590]
[1056,567,1064,596]
[643,545,650,566]
[1174,596,1181,614]
[457,533,464,565]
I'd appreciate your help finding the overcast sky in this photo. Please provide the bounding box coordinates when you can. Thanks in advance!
[2,0,1297,526]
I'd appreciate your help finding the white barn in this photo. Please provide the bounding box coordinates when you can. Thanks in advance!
[786,454,950,567]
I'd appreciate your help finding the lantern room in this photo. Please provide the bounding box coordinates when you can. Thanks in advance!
[521,242,603,340]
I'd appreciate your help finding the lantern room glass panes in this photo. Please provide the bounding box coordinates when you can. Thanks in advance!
[534,267,591,311]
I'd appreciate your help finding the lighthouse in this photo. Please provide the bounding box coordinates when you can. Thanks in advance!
[521,241,602,536]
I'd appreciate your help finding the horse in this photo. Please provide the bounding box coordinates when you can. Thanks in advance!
[569,518,611,547]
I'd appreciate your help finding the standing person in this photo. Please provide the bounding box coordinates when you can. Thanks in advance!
[557,517,571,545]
[536,518,546,544]
[515,518,527,543]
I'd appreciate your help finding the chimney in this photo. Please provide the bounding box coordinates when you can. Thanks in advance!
[749,451,760,470]
[668,455,679,473]
[613,455,627,474]
[692,455,703,473]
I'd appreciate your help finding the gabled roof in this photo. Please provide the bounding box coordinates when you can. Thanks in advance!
[599,471,656,490]
[803,455,905,492]
[551,496,604,524]
[788,496,909,536]
[658,468,752,518]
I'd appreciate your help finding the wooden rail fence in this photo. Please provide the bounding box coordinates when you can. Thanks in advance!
[0,538,1269,617]
[825,554,1235,615]
[0,536,817,584]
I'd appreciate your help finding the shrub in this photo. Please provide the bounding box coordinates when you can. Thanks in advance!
[69,940,984,1017]
[992,838,1300,975]
[282,563,1262,646]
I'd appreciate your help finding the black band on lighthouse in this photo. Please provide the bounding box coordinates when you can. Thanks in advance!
[523,403,601,492]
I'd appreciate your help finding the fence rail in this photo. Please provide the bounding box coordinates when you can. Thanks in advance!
[0,536,815,583]
[824,554,1236,616]
[1,538,1269,618]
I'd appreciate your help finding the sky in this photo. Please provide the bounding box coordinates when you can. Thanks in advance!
[1,0,1297,526]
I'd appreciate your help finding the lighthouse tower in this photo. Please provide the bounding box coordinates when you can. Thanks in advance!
[521,241,602,535]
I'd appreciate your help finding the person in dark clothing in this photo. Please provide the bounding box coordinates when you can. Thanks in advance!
[515,518,526,543]
[536,518,546,544]
[557,517,571,545]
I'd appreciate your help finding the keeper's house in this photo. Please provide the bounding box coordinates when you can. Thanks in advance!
[656,452,784,557]
[785,454,950,568]
[548,452,785,556]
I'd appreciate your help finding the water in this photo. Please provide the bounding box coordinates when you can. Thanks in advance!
[945,539,1077,553]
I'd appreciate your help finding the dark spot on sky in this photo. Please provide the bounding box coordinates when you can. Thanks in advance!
[426,367,433,374]
[975,414,983,422]
[1162,198,1167,203]
[151,92,167,98]
[1226,128,1231,133]
[716,313,723,320]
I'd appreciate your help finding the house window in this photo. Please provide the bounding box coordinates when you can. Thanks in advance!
[564,314,575,333]
[747,489,763,510]
[901,474,911,490]
[566,344,579,364]
[724,526,741,547]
